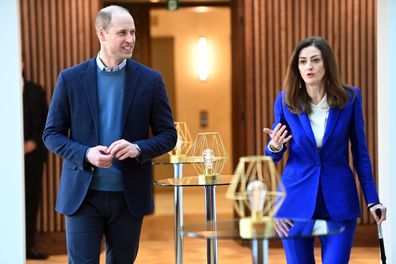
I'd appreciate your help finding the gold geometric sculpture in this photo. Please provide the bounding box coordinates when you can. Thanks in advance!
[226,156,286,238]
[168,122,193,163]
[189,132,228,182]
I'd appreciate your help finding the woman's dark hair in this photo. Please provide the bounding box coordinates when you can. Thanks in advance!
[283,36,351,114]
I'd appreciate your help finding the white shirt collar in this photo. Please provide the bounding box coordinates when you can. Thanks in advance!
[96,54,126,72]
[311,93,329,110]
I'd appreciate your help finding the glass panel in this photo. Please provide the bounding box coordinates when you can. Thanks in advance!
[182,219,345,240]
[154,175,234,187]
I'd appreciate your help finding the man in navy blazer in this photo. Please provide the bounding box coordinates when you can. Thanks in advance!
[43,5,176,263]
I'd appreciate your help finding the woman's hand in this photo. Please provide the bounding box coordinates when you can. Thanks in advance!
[368,203,387,225]
[263,123,292,151]
[274,218,294,238]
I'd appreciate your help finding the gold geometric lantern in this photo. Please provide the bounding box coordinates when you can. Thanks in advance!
[189,132,228,183]
[226,156,286,238]
[168,122,193,163]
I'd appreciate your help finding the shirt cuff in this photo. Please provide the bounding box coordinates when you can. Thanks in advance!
[268,140,283,153]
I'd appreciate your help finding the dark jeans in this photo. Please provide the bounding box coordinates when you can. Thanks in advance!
[66,190,143,264]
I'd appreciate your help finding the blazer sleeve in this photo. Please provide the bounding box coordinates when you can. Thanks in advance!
[134,73,177,163]
[43,72,89,170]
[349,88,379,204]
[264,92,288,162]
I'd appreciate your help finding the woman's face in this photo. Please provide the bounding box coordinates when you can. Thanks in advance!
[298,46,326,87]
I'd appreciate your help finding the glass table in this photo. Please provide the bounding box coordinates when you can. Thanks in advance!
[155,174,234,264]
[182,218,345,264]
[153,157,193,264]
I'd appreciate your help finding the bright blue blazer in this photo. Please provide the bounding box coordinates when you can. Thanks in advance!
[43,58,177,216]
[265,87,379,221]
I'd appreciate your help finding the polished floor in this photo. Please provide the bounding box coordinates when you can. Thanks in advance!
[27,242,380,264]
[28,187,381,263]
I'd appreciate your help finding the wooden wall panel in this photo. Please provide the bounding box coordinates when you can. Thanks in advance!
[232,0,377,224]
[20,0,100,232]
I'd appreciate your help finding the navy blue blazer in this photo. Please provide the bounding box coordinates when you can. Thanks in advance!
[43,58,177,216]
[265,87,379,221]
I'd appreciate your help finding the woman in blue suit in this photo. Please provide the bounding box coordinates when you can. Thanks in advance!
[263,36,387,263]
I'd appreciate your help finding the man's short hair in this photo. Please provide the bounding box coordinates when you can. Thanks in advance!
[95,5,130,32]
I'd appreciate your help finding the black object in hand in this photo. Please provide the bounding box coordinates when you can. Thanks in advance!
[375,208,386,264]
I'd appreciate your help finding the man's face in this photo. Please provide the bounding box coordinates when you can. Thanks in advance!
[99,11,136,65]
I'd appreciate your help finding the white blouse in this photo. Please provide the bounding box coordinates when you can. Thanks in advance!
[308,94,330,148]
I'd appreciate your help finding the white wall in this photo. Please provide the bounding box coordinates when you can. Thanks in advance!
[377,0,396,262]
[0,0,25,263]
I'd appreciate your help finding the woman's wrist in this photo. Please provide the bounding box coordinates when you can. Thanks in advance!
[367,202,382,210]
[268,140,282,153]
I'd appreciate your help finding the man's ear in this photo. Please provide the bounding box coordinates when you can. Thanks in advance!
[97,27,106,42]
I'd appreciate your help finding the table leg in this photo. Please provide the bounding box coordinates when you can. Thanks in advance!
[174,163,183,264]
[251,239,268,264]
[204,185,218,264]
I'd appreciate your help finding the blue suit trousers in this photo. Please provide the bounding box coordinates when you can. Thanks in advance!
[282,184,357,263]
[66,190,143,264]
[282,220,356,264]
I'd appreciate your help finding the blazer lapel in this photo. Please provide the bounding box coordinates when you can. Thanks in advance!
[120,60,140,131]
[322,108,341,147]
[298,113,317,148]
[83,58,99,135]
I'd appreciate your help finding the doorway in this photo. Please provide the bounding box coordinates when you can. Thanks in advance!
[149,6,233,183]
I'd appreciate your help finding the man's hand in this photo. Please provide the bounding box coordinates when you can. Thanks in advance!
[24,140,37,154]
[86,146,113,168]
[108,139,140,160]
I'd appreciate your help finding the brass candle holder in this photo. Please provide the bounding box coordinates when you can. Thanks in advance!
[168,122,193,163]
[226,156,286,239]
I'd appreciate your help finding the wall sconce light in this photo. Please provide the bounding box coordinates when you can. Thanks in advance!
[197,37,208,81]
